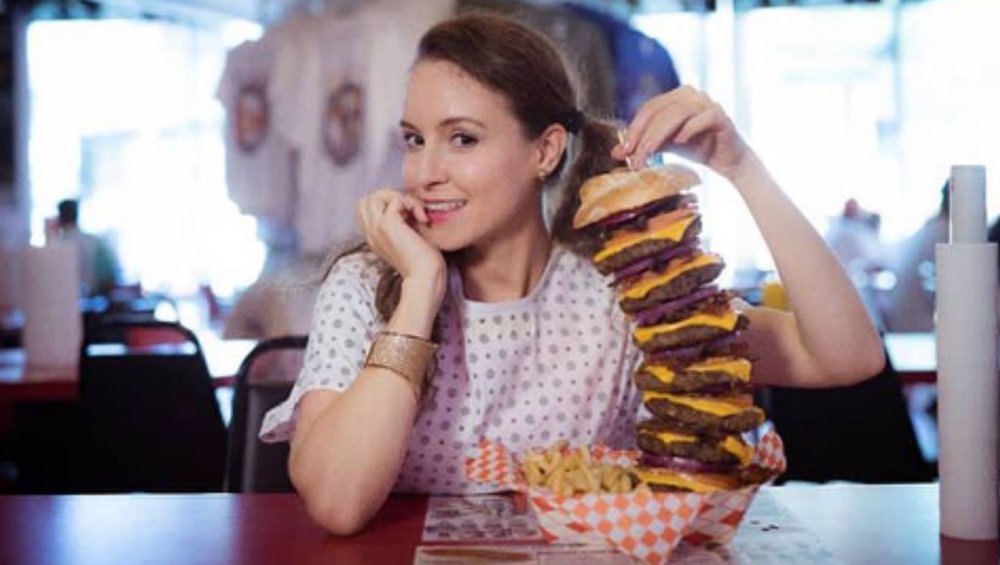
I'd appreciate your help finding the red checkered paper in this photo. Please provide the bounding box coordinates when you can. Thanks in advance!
[465,428,786,565]
[465,438,524,490]
[753,426,786,471]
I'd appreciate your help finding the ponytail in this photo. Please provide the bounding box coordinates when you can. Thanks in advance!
[550,117,623,257]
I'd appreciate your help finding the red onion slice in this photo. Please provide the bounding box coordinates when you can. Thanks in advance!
[645,333,741,363]
[598,194,691,231]
[610,241,699,286]
[633,285,719,326]
[639,452,737,474]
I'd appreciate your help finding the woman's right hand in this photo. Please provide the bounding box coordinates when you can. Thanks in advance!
[356,188,447,304]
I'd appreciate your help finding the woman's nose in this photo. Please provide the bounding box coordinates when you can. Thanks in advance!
[408,147,447,191]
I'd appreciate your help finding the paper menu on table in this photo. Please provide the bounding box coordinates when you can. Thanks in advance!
[414,545,632,564]
[423,495,544,543]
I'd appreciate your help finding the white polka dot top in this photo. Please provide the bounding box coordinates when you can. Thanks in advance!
[260,243,644,494]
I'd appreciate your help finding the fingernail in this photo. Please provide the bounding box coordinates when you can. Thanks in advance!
[616,129,629,150]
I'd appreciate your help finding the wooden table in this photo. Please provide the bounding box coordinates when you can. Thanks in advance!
[0,484,993,565]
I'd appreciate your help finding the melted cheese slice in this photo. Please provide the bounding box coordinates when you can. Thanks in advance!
[642,391,754,417]
[644,357,752,384]
[641,429,698,444]
[693,357,752,382]
[643,365,676,384]
[636,469,719,493]
[641,429,753,465]
[633,309,739,344]
[593,211,697,264]
[721,436,754,466]
[620,253,722,301]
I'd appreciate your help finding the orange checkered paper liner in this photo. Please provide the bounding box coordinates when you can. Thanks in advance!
[465,429,786,565]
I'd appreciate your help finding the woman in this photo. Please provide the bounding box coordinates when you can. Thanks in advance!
[260,13,884,535]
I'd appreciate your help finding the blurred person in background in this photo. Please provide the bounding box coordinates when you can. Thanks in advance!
[824,198,886,328]
[882,182,949,332]
[55,199,121,298]
[824,198,884,283]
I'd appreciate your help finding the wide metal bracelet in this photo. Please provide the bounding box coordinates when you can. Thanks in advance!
[364,331,438,399]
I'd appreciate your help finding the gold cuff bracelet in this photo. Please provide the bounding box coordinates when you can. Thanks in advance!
[364,331,438,400]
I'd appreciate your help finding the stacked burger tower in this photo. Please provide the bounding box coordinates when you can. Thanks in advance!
[573,164,767,493]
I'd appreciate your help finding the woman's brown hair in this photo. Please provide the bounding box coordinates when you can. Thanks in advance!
[326,12,621,325]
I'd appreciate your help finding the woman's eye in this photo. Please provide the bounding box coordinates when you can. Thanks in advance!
[403,132,423,149]
[451,132,478,148]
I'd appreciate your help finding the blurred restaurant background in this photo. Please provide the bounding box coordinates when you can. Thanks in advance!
[0,0,996,494]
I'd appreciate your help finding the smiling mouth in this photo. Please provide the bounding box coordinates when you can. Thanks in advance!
[423,200,467,225]
[424,200,467,213]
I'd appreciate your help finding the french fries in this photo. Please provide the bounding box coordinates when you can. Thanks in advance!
[521,443,651,496]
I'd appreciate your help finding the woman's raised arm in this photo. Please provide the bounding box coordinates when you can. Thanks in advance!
[614,86,885,387]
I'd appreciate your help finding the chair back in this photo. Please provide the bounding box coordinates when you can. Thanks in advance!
[765,343,934,483]
[226,335,307,493]
[78,321,227,492]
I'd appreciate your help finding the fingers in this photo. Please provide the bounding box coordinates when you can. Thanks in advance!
[400,193,429,227]
[357,189,399,249]
[615,85,714,168]
[355,195,374,248]
[620,90,679,159]
[631,104,690,168]
[674,102,725,145]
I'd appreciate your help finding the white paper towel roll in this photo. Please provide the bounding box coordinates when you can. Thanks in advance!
[21,241,82,371]
[950,165,988,244]
[936,242,999,540]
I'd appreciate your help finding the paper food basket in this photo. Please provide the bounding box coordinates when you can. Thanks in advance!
[465,429,786,564]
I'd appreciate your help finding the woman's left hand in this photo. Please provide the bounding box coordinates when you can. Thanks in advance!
[611,85,751,180]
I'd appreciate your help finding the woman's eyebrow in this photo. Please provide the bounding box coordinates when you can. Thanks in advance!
[399,117,486,130]
[439,116,486,129]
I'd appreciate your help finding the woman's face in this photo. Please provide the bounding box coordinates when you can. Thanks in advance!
[401,60,543,252]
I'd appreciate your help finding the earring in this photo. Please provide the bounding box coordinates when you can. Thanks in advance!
[538,170,549,180]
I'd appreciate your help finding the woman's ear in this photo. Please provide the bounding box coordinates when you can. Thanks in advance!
[534,124,568,180]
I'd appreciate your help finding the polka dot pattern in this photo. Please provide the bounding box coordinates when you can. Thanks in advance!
[260,245,644,494]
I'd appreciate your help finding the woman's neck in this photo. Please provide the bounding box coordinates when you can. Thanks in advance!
[456,220,553,303]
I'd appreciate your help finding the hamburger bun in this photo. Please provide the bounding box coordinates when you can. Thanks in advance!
[573,164,701,230]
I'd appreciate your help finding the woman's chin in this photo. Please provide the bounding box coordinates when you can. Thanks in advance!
[419,229,465,253]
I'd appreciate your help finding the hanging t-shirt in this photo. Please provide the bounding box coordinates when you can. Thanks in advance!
[260,244,645,493]
[216,17,312,226]
[269,0,454,254]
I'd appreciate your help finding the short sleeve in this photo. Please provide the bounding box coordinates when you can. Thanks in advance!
[259,253,382,442]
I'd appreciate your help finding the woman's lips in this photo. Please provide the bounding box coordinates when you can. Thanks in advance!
[424,201,467,225]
